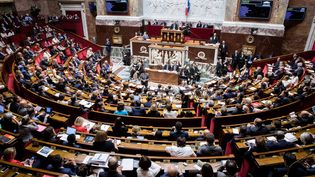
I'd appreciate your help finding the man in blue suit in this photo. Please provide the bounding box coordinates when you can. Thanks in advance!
[266,131,295,151]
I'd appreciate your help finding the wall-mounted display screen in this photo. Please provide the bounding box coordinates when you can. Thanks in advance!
[285,7,306,21]
[239,0,273,20]
[106,0,128,14]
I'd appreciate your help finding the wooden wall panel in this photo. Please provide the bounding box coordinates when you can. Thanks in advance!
[220,33,283,58]
[96,25,141,46]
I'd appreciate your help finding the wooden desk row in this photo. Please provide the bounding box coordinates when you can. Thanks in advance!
[88,119,205,139]
[27,139,234,172]
[234,125,315,150]
[0,160,63,177]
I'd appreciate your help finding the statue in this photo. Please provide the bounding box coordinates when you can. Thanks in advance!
[164,51,169,64]
[170,51,182,65]
[155,50,162,65]
[151,49,162,65]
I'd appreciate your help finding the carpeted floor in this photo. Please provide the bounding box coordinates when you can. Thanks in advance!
[111,57,214,86]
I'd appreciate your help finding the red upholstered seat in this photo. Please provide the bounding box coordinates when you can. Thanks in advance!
[35,51,45,65]
[225,141,232,155]
[55,54,62,64]
[96,64,101,74]
[78,52,84,60]
[8,74,15,93]
[65,48,72,56]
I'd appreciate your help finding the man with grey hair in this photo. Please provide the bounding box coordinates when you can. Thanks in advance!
[300,132,314,145]
[160,164,184,177]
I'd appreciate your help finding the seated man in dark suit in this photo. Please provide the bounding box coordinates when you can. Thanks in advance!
[99,157,126,177]
[246,118,269,135]
[131,100,146,116]
[169,121,189,140]
[266,131,296,151]
[170,21,179,30]
[46,154,77,176]
[143,97,152,108]
[196,21,203,28]
[171,61,181,72]
[163,61,172,71]
[197,133,223,156]
[0,50,7,60]
[269,152,315,177]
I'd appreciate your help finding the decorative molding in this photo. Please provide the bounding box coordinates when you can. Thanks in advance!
[0,0,13,3]
[96,15,222,29]
[96,15,143,26]
[59,3,89,39]
[222,21,285,37]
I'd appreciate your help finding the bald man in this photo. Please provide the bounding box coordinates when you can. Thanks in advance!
[160,164,184,177]
[99,157,126,177]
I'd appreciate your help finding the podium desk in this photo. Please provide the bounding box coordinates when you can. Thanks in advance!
[146,69,179,85]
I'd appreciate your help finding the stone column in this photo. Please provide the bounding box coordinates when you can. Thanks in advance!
[270,0,289,24]
[149,47,152,64]
[129,0,143,16]
[214,45,219,64]
[96,0,105,15]
[224,0,239,21]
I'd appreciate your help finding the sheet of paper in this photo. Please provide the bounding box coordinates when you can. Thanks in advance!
[82,155,93,164]
[37,125,47,132]
[81,119,96,132]
[57,133,68,142]
[193,164,201,171]
[246,139,256,146]
[285,133,298,142]
[100,125,110,132]
[121,158,134,171]
[266,136,277,141]
[232,128,239,134]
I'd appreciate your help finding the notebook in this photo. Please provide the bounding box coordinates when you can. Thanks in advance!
[84,135,94,143]
[0,135,11,144]
[37,146,54,157]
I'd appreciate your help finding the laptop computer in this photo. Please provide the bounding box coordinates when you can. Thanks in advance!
[66,127,76,135]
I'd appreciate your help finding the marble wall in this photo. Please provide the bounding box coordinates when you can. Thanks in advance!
[143,0,226,23]
[14,0,61,16]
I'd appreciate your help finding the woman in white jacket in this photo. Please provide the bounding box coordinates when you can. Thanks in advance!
[137,156,161,177]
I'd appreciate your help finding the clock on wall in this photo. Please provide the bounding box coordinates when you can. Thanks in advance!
[246,35,255,44]
[114,26,120,34]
